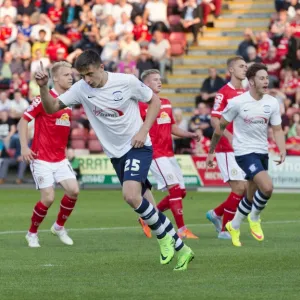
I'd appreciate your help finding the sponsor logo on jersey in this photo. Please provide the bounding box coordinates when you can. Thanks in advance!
[93,106,124,117]
[55,113,71,126]
[244,116,268,125]
[157,111,171,124]
[112,91,123,101]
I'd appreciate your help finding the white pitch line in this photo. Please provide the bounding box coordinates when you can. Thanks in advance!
[0,220,299,236]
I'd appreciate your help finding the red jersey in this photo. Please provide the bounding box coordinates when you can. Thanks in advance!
[258,41,270,59]
[277,37,289,59]
[47,7,64,24]
[46,41,68,62]
[22,89,72,162]
[0,26,12,41]
[286,136,300,156]
[280,77,298,96]
[262,56,281,77]
[211,83,245,153]
[66,29,82,43]
[139,98,175,159]
[290,21,300,38]
[132,24,152,42]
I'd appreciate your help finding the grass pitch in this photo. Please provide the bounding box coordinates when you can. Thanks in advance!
[0,189,299,300]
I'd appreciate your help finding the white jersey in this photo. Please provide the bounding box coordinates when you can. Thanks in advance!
[222,91,281,156]
[59,72,153,158]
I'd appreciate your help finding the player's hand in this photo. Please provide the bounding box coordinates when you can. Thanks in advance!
[274,151,286,165]
[190,132,201,142]
[35,61,49,87]
[131,131,146,148]
[206,153,216,169]
[21,146,36,163]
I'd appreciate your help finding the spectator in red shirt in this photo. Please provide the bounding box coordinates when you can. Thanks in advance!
[66,19,82,45]
[46,32,70,62]
[263,46,281,87]
[277,25,293,60]
[9,73,29,98]
[289,9,300,38]
[190,128,211,154]
[286,124,300,155]
[132,15,152,45]
[257,31,272,59]
[47,0,65,25]
[280,67,298,102]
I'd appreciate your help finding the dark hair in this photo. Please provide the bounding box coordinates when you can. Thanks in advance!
[227,56,244,67]
[246,63,268,80]
[75,50,102,71]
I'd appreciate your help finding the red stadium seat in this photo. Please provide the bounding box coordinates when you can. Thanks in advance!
[71,140,86,149]
[71,128,88,140]
[170,43,185,56]
[168,15,181,26]
[169,32,187,47]
[88,140,103,153]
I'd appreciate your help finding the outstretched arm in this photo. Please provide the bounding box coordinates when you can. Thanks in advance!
[272,124,286,165]
[171,124,200,141]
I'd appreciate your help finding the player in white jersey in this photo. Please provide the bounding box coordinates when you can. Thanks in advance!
[34,50,194,271]
[206,63,286,247]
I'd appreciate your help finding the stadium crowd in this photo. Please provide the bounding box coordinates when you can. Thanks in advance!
[0,0,300,184]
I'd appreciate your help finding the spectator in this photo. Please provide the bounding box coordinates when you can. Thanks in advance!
[91,0,113,24]
[195,67,225,106]
[0,91,11,111]
[100,32,119,71]
[143,0,169,33]
[132,15,152,45]
[289,8,300,38]
[9,73,29,98]
[0,51,14,88]
[180,0,203,46]
[10,90,29,121]
[202,0,222,24]
[47,0,65,26]
[277,25,293,60]
[66,19,83,45]
[46,32,70,62]
[0,0,17,23]
[190,128,211,154]
[136,48,159,79]
[114,11,134,38]
[119,32,141,60]
[173,108,188,131]
[17,0,36,21]
[257,31,273,59]
[17,14,33,41]
[288,112,300,137]
[117,52,137,75]
[263,46,281,87]
[270,9,288,46]
[0,15,18,46]
[267,126,280,154]
[286,124,300,155]
[31,29,49,58]
[246,46,263,64]
[188,102,213,138]
[30,13,54,42]
[236,28,257,61]
[280,67,298,102]
[148,30,171,82]
[0,110,16,150]
[9,33,31,61]
[112,0,133,23]
[62,0,82,29]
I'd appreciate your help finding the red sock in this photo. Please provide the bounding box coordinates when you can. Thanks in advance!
[222,192,243,231]
[169,185,185,229]
[29,201,49,233]
[56,194,77,226]
[214,201,226,217]
[157,195,170,212]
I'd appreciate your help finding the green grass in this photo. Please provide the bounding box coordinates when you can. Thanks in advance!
[0,189,299,300]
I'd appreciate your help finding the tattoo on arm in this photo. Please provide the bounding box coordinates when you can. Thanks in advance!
[58,100,67,110]
[208,122,227,154]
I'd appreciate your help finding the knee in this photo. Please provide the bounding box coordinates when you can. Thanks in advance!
[181,189,187,199]
[41,191,55,207]
[232,182,246,196]
[123,190,140,207]
[261,184,273,198]
[67,186,80,199]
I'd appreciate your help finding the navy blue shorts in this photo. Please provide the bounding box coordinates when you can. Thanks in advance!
[235,153,269,180]
[111,146,153,195]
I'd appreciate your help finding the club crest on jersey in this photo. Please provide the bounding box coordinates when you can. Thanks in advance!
[112,91,123,101]
[157,111,171,124]
[56,113,70,126]
[93,106,124,117]
[263,105,271,114]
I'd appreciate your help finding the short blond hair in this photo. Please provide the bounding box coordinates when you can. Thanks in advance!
[141,69,160,82]
[51,61,72,78]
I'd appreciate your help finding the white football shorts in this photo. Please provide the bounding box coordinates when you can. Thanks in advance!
[215,152,245,183]
[150,156,185,191]
[30,159,76,189]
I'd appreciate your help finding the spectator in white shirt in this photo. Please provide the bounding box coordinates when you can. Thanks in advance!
[0,91,11,112]
[30,49,51,76]
[112,0,133,23]
[0,0,17,23]
[10,90,29,120]
[114,12,134,38]
[100,32,119,71]
[148,30,171,81]
[119,32,141,59]
[92,0,113,23]
[30,14,54,42]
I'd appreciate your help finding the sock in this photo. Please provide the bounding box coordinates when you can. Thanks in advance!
[169,185,185,229]
[250,190,270,221]
[156,195,170,212]
[213,201,226,217]
[222,192,244,231]
[135,198,166,239]
[231,196,252,230]
[158,211,184,251]
[56,194,77,227]
[29,201,49,234]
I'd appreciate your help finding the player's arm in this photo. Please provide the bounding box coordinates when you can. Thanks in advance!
[272,124,286,165]
[18,117,36,163]
[171,124,200,141]
[211,116,233,145]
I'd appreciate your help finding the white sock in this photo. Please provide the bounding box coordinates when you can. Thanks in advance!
[250,206,260,221]
[231,210,247,230]
[54,222,63,231]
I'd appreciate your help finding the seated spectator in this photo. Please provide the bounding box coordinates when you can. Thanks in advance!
[195,67,225,106]
[201,0,222,24]
[0,110,16,150]
[112,0,133,23]
[257,31,273,59]
[10,90,29,121]
[30,13,54,42]
[9,33,31,61]
[280,67,298,102]
[9,73,29,98]
[100,32,119,71]
[288,112,300,137]
[286,124,300,155]
[267,126,280,154]
[119,32,141,60]
[173,108,188,131]
[91,0,113,25]
[263,46,281,88]
[285,0,300,19]
[277,25,293,60]
[246,46,263,65]
[0,15,18,46]
[117,52,137,75]
[143,0,169,33]
[99,15,115,38]
[66,19,83,45]
[31,49,51,76]
[236,28,257,61]
[289,8,300,38]
[188,102,213,138]
[148,30,171,82]
[0,91,11,112]
[46,32,70,62]
[47,0,65,26]
[136,49,159,79]
[17,14,33,40]
[0,0,17,23]
[114,12,134,38]
[270,9,288,46]
[180,0,203,46]
[190,128,211,154]
[0,51,14,88]
[31,29,49,58]
[17,0,36,22]
[132,15,152,46]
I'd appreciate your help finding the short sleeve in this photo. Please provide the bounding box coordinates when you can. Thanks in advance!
[139,102,147,121]
[211,92,228,118]
[59,81,82,106]
[23,96,43,122]
[270,100,282,126]
[222,99,239,123]
[129,75,153,103]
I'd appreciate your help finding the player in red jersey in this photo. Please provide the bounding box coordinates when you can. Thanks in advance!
[206,56,248,239]
[18,61,79,248]
[138,69,200,239]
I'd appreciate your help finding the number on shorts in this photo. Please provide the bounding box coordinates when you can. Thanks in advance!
[124,159,140,172]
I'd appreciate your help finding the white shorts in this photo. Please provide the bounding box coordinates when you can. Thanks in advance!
[215,152,245,183]
[150,156,185,191]
[30,159,76,189]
